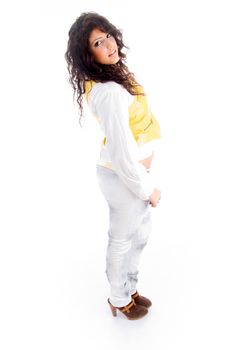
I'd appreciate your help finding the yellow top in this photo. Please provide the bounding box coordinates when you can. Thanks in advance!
[84,80,161,145]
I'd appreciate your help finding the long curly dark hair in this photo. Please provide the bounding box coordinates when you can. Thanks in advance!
[64,12,142,123]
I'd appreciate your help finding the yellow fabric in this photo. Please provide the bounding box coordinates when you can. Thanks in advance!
[84,80,161,145]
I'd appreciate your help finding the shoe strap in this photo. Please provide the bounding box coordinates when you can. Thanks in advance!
[121,299,136,313]
[132,291,139,299]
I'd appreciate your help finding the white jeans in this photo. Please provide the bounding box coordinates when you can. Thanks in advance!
[96,165,152,307]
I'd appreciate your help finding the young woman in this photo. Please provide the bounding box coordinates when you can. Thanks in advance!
[65,12,161,320]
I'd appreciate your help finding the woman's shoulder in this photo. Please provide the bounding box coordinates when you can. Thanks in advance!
[93,81,126,94]
[89,81,132,105]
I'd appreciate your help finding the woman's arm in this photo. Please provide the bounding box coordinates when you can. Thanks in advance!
[90,82,156,201]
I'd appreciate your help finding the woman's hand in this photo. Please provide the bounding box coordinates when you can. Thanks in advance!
[149,188,161,207]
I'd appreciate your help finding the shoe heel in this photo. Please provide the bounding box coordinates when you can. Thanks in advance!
[108,299,117,317]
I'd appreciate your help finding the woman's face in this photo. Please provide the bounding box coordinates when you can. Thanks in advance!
[89,28,120,65]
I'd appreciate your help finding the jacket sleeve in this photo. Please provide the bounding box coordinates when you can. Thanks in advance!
[91,83,155,201]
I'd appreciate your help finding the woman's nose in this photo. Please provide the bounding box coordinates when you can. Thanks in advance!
[106,42,113,50]
[106,38,114,50]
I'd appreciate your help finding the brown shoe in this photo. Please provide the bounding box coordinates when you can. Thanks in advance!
[108,298,148,320]
[131,291,152,308]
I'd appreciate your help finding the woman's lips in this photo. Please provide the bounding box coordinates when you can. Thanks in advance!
[109,49,117,57]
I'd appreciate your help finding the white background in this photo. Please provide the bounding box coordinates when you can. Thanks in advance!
[0,0,233,349]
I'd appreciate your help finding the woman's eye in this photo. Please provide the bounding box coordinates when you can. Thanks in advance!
[94,40,102,47]
[93,34,112,47]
